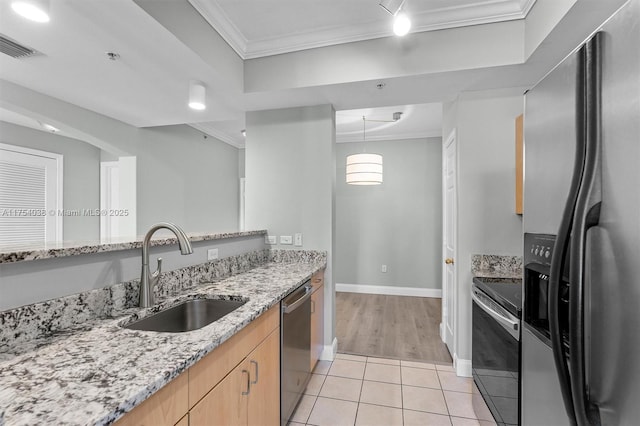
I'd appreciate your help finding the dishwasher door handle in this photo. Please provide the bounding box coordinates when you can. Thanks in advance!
[282,285,312,314]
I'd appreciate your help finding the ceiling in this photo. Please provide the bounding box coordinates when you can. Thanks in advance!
[0,0,624,150]
[336,103,442,143]
[190,0,536,59]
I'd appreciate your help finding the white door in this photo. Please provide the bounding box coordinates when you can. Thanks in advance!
[441,130,457,355]
[100,161,119,242]
[0,143,63,245]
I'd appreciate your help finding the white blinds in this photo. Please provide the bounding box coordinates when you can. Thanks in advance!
[0,144,61,246]
[0,161,47,245]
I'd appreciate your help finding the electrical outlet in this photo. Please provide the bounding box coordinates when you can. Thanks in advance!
[280,235,293,245]
[207,248,219,260]
[381,264,387,273]
[265,235,277,245]
[294,233,303,246]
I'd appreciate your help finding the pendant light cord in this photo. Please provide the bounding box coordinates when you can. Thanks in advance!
[362,115,367,153]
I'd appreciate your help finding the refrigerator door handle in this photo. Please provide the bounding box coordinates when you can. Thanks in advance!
[569,31,603,426]
[547,42,590,426]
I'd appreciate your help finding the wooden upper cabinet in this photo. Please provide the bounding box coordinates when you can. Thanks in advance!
[516,114,524,215]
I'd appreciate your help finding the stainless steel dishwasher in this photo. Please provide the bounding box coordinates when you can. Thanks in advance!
[281,280,312,425]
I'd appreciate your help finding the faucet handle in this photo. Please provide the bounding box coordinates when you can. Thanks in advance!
[152,257,163,279]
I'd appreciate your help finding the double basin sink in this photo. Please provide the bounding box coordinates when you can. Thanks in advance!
[124,298,247,333]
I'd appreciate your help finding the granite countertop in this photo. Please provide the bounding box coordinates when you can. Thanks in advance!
[0,230,267,264]
[0,259,325,425]
[471,254,522,279]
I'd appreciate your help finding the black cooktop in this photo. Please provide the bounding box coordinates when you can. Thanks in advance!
[472,277,522,317]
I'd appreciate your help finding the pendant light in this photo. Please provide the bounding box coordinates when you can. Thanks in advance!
[11,0,50,23]
[346,116,383,185]
[188,80,206,110]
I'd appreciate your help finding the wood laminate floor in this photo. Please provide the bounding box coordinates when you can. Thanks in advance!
[336,292,453,364]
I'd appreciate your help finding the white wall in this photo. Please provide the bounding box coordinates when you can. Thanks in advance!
[136,124,240,234]
[335,137,442,294]
[442,91,524,368]
[245,104,336,353]
[245,20,524,92]
[0,121,101,241]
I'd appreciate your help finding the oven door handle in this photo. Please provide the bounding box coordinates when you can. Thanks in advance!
[471,288,519,340]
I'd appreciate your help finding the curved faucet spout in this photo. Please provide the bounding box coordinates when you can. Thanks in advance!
[140,222,193,308]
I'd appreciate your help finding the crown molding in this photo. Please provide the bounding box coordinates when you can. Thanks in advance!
[188,0,248,58]
[189,123,244,148]
[191,0,536,60]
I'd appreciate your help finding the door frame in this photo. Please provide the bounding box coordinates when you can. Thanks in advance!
[441,129,458,358]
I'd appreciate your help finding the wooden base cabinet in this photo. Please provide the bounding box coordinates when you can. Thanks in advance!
[190,329,280,426]
[310,270,325,371]
[247,329,280,426]
[116,305,280,426]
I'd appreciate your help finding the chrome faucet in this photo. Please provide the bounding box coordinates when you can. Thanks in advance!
[139,222,193,308]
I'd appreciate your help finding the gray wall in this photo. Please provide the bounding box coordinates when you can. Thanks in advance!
[335,137,442,290]
[0,121,100,241]
[136,125,240,235]
[0,235,266,311]
[442,91,524,366]
[245,104,336,352]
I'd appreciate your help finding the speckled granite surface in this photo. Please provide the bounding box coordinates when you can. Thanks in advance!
[0,230,267,264]
[471,254,522,279]
[0,250,326,425]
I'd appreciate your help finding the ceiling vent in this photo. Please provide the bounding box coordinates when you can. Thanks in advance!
[0,34,39,59]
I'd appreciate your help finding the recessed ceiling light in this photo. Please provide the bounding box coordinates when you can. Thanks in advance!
[241,129,246,137]
[393,13,411,36]
[11,0,50,23]
[40,122,59,133]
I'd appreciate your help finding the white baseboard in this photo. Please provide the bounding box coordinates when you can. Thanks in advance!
[336,283,442,298]
[320,337,338,361]
[453,353,472,377]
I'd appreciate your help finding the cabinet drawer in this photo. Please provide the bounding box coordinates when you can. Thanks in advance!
[188,305,279,407]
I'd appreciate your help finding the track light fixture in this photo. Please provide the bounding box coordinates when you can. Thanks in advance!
[379,0,411,36]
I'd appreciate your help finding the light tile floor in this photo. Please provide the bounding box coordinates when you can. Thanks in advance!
[288,353,497,426]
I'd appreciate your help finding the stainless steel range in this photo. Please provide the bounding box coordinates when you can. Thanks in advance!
[472,276,522,426]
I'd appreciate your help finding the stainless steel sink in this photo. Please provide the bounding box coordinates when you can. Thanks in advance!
[124,298,246,332]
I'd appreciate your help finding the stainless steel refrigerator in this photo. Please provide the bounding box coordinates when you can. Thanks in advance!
[522,0,640,424]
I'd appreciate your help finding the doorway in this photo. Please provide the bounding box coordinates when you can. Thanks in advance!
[333,104,451,365]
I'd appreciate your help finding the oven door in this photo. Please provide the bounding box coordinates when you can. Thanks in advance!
[472,285,520,426]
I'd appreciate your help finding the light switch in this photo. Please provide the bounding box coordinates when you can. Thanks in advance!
[381,264,387,273]
[207,248,219,260]
[294,233,303,246]
[280,235,293,245]
[265,235,277,245]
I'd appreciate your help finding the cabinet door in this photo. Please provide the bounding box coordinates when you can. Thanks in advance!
[247,329,280,426]
[190,360,249,426]
[310,284,324,371]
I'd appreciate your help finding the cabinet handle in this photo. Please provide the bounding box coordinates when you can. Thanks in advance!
[242,369,250,395]
[250,360,259,385]
[311,300,315,314]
